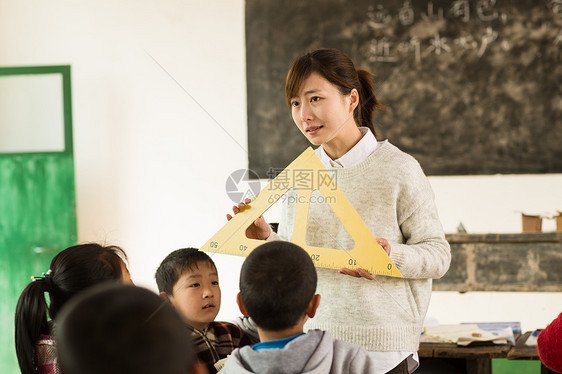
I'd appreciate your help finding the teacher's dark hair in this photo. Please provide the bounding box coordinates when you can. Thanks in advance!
[14,243,127,374]
[285,48,384,138]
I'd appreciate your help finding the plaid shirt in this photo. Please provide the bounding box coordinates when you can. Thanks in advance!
[189,321,253,374]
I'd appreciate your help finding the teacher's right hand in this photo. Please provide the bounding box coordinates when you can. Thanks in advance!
[226,198,271,240]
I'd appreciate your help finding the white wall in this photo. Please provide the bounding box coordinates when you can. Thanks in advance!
[1,0,560,332]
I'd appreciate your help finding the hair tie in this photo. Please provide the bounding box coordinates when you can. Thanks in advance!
[30,269,53,282]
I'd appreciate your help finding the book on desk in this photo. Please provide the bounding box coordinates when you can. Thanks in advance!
[422,322,518,346]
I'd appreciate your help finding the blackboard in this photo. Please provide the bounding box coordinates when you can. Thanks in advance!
[246,0,562,176]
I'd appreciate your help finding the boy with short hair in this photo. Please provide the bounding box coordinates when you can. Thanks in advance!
[155,248,255,373]
[220,241,376,373]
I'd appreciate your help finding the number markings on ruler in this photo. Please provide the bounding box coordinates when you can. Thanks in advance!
[201,147,402,278]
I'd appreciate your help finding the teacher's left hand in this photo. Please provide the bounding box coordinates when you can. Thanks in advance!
[338,238,392,280]
[338,267,377,280]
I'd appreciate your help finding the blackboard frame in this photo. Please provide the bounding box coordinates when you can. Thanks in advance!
[246,0,562,177]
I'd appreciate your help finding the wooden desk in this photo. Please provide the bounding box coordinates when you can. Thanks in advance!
[419,332,557,374]
[508,331,539,360]
[419,341,511,374]
[508,331,557,374]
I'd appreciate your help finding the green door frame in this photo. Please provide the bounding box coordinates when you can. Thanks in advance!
[0,65,77,373]
[0,65,73,157]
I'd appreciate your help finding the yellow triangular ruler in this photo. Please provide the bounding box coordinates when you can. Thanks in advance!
[202,147,402,277]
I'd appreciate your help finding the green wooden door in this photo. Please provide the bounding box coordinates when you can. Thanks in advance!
[0,66,77,373]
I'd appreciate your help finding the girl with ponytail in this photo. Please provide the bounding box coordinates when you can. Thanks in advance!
[15,243,131,374]
[229,48,451,373]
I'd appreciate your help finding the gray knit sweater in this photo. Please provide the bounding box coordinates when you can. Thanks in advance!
[273,141,451,352]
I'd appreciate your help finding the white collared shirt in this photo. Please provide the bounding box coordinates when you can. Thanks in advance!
[318,127,380,168]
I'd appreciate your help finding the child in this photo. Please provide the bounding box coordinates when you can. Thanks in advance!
[220,241,376,373]
[155,248,255,373]
[537,312,562,373]
[15,243,132,374]
[56,284,207,374]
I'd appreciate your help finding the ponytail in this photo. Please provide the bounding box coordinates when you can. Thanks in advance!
[14,243,128,374]
[356,68,384,139]
[15,279,51,374]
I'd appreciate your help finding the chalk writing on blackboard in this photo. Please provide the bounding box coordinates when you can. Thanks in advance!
[365,1,562,64]
[246,0,562,176]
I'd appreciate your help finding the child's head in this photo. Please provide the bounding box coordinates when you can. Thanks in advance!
[56,284,205,374]
[238,241,319,332]
[155,248,220,330]
[45,243,131,316]
[15,243,130,374]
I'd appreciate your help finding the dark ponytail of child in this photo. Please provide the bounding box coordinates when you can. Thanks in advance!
[356,68,384,139]
[14,243,127,374]
[15,278,51,374]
